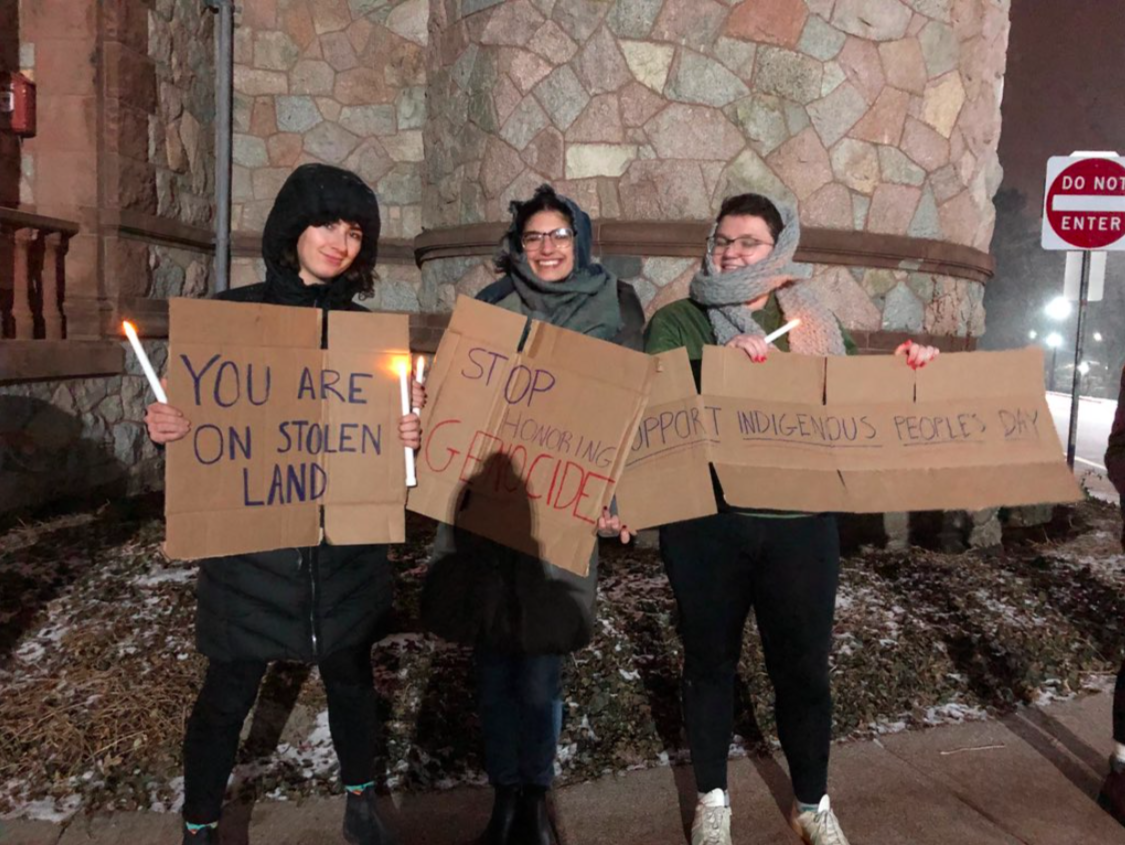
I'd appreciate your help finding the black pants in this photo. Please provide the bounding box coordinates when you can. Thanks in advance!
[661,513,839,805]
[475,647,563,789]
[182,645,377,824]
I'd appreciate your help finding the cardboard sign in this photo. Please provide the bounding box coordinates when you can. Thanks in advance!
[618,346,1082,522]
[408,296,656,576]
[616,348,718,530]
[165,299,410,560]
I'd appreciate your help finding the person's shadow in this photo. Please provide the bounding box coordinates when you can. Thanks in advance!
[408,451,591,843]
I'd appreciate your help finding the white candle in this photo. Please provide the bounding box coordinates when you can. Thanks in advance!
[122,321,168,404]
[397,359,417,488]
[412,355,426,417]
[764,318,801,345]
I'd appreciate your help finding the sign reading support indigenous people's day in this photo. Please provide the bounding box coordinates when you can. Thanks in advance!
[165,299,410,560]
[618,346,1081,527]
[408,297,656,576]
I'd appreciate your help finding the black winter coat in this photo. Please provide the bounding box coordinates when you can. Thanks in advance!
[193,280,392,664]
[422,277,645,655]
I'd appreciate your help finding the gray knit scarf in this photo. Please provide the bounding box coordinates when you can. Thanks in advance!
[688,204,846,356]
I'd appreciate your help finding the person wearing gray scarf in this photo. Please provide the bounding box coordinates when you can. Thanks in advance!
[646,193,939,845]
[690,201,848,355]
[424,185,643,845]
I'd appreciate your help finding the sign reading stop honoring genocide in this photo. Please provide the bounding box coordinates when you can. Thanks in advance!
[409,297,656,576]
[1041,155,1125,251]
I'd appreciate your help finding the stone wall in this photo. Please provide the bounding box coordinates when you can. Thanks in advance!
[0,340,166,515]
[229,0,428,293]
[150,0,217,234]
[419,0,1009,336]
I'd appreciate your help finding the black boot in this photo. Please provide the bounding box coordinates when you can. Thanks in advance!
[516,786,555,845]
[181,822,219,844]
[482,785,521,845]
[343,785,396,845]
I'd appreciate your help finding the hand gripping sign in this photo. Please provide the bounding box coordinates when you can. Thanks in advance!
[618,346,1081,528]
[408,297,656,576]
[164,299,410,560]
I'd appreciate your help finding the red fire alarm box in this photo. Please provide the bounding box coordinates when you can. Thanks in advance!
[0,72,36,138]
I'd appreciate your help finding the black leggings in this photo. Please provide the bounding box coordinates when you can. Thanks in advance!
[182,645,376,824]
[661,513,839,805]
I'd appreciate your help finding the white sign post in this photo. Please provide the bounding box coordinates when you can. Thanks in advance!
[1041,151,1124,468]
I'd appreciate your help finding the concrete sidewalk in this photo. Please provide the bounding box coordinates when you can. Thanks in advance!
[4,690,1125,845]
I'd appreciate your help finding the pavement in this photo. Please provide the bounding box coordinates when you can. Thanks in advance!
[1047,391,1120,503]
[3,689,1125,845]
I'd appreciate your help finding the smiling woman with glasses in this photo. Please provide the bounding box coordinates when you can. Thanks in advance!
[423,184,644,845]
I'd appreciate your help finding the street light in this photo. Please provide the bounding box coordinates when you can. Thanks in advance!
[1045,297,1072,320]
[1094,331,1104,342]
[1078,361,1091,376]
[1046,332,1063,391]
[1028,330,1038,340]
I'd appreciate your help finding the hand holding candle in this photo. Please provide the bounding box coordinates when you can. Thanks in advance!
[726,319,801,364]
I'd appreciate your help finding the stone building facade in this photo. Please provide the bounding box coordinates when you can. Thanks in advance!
[1,0,217,513]
[228,0,430,312]
[417,0,1007,346]
[2,0,1015,515]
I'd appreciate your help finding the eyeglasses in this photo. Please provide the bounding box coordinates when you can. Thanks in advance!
[521,228,575,250]
[708,235,774,254]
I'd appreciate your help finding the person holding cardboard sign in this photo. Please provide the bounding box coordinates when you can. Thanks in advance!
[144,164,423,845]
[644,193,939,845]
[423,185,643,845]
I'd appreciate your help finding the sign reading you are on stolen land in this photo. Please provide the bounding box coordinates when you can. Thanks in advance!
[165,299,410,560]
[409,297,656,576]
[618,346,1082,529]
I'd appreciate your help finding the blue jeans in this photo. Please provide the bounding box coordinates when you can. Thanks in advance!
[475,647,563,788]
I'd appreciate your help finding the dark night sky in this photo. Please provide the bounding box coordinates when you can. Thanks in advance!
[984,0,1125,396]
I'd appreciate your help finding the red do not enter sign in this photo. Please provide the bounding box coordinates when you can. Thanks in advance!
[1044,156,1125,250]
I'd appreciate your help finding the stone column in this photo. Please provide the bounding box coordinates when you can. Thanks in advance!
[420,0,1010,347]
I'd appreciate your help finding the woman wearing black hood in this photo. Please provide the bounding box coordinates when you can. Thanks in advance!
[145,164,422,845]
[424,185,642,845]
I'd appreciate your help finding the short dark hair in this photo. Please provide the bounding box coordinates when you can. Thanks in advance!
[496,184,575,274]
[265,164,382,299]
[716,193,785,243]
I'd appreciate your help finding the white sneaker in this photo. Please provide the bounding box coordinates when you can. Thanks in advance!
[790,795,851,845]
[691,789,732,845]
